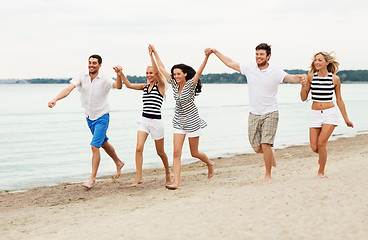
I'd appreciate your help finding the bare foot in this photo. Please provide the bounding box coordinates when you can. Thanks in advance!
[207,160,214,179]
[82,179,96,189]
[114,161,125,179]
[166,184,180,190]
[130,179,143,187]
[316,173,328,179]
[263,175,272,184]
[272,148,276,167]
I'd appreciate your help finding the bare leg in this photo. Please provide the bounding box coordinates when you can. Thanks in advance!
[82,145,100,189]
[261,143,274,184]
[101,141,125,179]
[166,134,185,190]
[315,124,335,178]
[253,145,276,167]
[154,138,171,186]
[130,131,148,187]
[188,136,214,179]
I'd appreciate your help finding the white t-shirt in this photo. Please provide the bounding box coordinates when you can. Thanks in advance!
[70,71,114,120]
[240,63,287,115]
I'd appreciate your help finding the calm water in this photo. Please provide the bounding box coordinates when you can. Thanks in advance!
[0,83,367,191]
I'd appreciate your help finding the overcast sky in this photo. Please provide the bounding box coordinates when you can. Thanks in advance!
[1,0,367,79]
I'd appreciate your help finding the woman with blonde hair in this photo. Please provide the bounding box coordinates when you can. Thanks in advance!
[300,52,353,178]
[114,46,171,187]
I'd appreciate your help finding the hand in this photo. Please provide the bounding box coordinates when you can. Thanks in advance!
[148,45,153,55]
[299,74,308,86]
[48,100,56,108]
[204,48,213,57]
[149,44,156,53]
[346,120,354,128]
[113,65,123,73]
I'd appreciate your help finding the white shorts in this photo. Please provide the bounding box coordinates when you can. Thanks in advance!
[310,107,339,128]
[173,128,202,138]
[137,116,164,140]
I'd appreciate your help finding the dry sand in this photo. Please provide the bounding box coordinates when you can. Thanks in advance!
[1,135,367,240]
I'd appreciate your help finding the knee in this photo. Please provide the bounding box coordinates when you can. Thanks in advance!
[136,145,144,154]
[190,151,200,158]
[317,141,326,150]
[91,145,100,153]
[310,145,318,153]
[173,150,182,159]
[156,149,166,158]
[253,146,263,153]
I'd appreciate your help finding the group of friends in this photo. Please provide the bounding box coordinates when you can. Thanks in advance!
[48,43,353,189]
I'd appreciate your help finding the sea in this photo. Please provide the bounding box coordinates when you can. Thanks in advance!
[1,83,367,192]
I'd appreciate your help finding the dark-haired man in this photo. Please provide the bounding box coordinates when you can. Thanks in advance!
[48,55,125,189]
[209,43,307,183]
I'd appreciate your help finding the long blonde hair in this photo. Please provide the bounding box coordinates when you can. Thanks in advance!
[147,66,167,99]
[309,52,339,75]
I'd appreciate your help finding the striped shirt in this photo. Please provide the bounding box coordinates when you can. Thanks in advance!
[142,83,163,119]
[170,78,206,132]
[311,73,335,102]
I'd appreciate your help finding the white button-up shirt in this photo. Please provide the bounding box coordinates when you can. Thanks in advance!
[70,71,114,120]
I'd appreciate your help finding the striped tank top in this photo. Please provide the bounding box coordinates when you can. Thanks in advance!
[310,73,335,102]
[170,78,206,132]
[142,83,163,119]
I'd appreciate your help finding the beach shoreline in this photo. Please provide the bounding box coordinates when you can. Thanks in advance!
[1,134,367,239]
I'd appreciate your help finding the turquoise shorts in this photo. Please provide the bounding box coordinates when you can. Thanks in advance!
[86,113,110,148]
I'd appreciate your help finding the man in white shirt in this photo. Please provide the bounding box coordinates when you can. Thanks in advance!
[48,54,124,189]
[209,43,307,183]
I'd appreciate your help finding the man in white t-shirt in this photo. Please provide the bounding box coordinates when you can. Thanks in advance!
[48,55,125,189]
[210,43,307,183]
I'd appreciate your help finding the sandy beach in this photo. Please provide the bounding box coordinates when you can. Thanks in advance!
[1,134,367,240]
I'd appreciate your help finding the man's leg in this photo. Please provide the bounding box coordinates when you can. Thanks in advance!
[101,141,125,179]
[261,143,273,183]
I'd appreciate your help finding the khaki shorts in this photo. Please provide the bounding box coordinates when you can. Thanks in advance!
[248,111,279,148]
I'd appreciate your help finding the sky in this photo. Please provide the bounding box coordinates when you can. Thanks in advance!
[1,0,367,79]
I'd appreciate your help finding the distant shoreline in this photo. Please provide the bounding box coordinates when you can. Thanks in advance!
[1,69,368,84]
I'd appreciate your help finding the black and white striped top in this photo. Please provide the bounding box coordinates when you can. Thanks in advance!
[142,83,163,119]
[310,73,335,102]
[170,78,206,132]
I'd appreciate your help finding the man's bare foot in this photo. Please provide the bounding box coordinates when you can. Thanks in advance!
[272,148,276,167]
[82,179,96,189]
[114,161,125,179]
[207,161,214,179]
[166,184,180,190]
[263,175,272,184]
[130,179,143,187]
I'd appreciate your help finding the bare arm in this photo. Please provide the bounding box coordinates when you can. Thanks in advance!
[48,83,76,108]
[300,74,312,102]
[149,44,171,82]
[149,46,166,94]
[192,48,212,86]
[334,75,354,127]
[113,65,146,91]
[212,48,240,72]
[283,73,308,84]
[112,66,123,89]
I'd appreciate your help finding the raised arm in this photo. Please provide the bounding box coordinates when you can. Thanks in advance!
[48,83,76,108]
[149,44,171,82]
[112,67,123,89]
[192,48,212,86]
[149,46,166,93]
[212,48,240,72]
[300,74,312,102]
[113,65,146,91]
[333,75,354,127]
